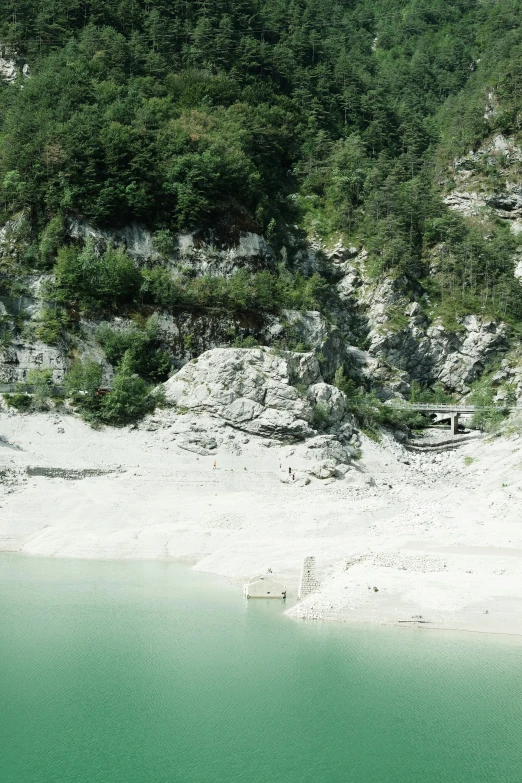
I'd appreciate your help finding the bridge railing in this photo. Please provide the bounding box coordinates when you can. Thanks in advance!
[386,401,474,411]
[384,401,519,412]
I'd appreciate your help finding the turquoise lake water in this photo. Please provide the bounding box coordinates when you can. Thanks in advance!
[1,554,521,783]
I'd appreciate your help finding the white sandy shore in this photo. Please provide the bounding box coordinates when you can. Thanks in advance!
[1,405,522,636]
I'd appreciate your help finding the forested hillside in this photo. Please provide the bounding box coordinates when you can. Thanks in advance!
[1,0,522,422]
[0,0,492,236]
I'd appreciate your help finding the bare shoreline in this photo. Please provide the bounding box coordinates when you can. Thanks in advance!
[1,405,522,639]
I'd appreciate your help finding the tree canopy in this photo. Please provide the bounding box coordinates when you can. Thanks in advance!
[1,0,522,322]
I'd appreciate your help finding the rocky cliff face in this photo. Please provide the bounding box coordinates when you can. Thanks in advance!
[67,219,277,276]
[0,203,519,402]
[307,130,522,403]
[0,216,349,388]
[444,133,522,234]
[0,44,30,84]
[324,245,511,397]
[0,341,67,386]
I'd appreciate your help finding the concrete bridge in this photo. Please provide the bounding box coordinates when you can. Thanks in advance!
[385,400,521,435]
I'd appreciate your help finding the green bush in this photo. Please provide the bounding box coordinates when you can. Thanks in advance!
[54,240,141,313]
[469,376,508,432]
[233,335,259,348]
[140,267,186,310]
[409,381,453,404]
[152,230,175,258]
[379,404,428,431]
[34,306,68,345]
[99,354,154,426]
[312,402,331,430]
[64,354,163,426]
[96,317,171,383]
[334,366,427,436]
[3,392,32,411]
[27,368,54,410]
[0,329,12,349]
[64,359,103,411]
[39,216,64,267]
[140,266,333,315]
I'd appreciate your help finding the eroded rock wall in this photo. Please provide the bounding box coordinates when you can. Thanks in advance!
[326,245,510,397]
[444,133,522,234]
[0,207,517,401]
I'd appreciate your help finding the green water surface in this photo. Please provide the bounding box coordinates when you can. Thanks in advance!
[1,554,521,783]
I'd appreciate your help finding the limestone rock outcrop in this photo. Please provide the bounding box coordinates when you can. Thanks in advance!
[161,347,348,441]
[331,249,509,396]
[0,46,30,84]
[0,341,67,385]
[307,383,348,424]
[368,314,508,393]
[0,200,516,405]
[444,133,522,235]
[67,219,276,276]
[276,309,345,381]
[489,349,522,403]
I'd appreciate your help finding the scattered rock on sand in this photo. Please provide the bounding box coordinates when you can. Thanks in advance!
[176,434,218,455]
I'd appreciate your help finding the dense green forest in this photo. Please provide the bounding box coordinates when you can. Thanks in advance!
[1,0,522,324]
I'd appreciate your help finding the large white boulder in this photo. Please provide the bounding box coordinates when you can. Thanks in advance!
[162,347,347,441]
[307,383,348,424]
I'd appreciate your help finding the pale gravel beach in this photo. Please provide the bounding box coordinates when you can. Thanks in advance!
[1,405,522,637]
